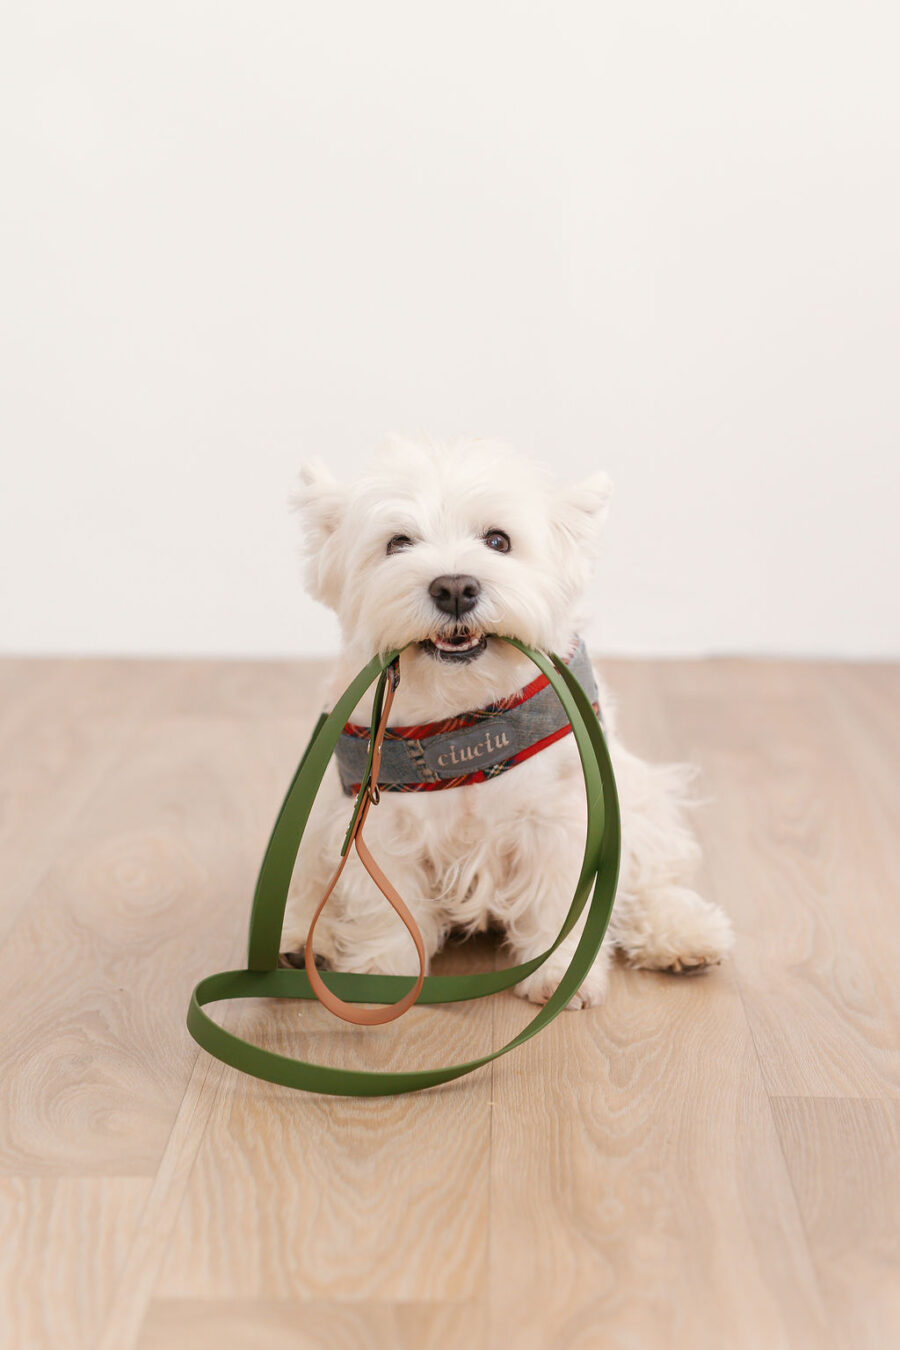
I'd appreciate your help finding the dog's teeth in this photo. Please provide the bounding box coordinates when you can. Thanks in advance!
[433,634,480,651]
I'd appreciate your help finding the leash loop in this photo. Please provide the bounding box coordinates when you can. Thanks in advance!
[186,639,621,1097]
[303,655,428,1026]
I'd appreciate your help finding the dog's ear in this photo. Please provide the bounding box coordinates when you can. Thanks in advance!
[290,459,347,607]
[554,471,613,554]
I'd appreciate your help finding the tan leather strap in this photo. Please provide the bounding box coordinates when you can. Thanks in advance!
[304,662,427,1024]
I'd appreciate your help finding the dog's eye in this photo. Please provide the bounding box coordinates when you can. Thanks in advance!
[386,534,415,555]
[483,529,511,553]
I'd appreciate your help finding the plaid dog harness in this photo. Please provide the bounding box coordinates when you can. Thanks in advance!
[334,636,600,794]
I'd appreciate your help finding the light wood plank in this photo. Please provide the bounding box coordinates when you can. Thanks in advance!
[96,1051,230,1350]
[812,662,900,842]
[0,711,308,1176]
[0,657,214,943]
[771,1096,900,1350]
[488,958,831,1349]
[0,659,58,731]
[0,657,186,732]
[136,1298,485,1350]
[154,939,495,1303]
[0,1176,150,1350]
[483,663,835,1348]
[674,672,900,1099]
[0,710,139,943]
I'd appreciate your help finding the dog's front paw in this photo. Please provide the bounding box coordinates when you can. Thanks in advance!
[617,886,734,973]
[515,952,609,1010]
[278,947,327,970]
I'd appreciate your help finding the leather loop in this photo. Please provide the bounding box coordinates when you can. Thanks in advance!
[304,661,428,1024]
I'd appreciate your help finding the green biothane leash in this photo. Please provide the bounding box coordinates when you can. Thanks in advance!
[186,637,621,1097]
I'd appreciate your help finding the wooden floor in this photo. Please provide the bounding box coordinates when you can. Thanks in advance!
[0,656,898,1350]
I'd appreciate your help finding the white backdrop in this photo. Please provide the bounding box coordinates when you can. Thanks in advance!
[1,1,898,658]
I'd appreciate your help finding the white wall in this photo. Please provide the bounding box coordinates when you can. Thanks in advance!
[1,1,898,658]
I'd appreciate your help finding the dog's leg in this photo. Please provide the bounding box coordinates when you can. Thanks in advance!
[607,744,734,972]
[514,923,612,1009]
[501,802,612,1010]
[609,884,734,973]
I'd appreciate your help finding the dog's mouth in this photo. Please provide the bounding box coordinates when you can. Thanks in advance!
[419,629,488,664]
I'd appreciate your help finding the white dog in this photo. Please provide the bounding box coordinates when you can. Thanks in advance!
[284,437,732,1008]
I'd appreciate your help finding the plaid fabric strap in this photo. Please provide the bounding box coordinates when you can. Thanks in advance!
[334,636,599,794]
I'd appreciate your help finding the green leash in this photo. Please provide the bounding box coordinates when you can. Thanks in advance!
[185,638,621,1097]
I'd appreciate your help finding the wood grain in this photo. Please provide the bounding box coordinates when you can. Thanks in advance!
[489,964,833,1350]
[0,712,304,1176]
[0,656,897,1349]
[678,670,900,1099]
[136,1298,486,1350]
[0,1176,150,1350]
[154,938,495,1303]
[771,1096,900,1350]
[487,659,833,1350]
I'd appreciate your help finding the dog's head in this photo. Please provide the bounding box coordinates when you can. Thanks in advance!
[293,436,611,675]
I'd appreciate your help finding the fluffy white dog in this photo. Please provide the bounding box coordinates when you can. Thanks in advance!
[284,437,733,1007]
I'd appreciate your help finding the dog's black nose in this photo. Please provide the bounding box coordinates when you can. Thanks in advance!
[428,574,481,617]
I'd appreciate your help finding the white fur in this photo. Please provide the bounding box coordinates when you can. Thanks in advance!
[285,436,733,1008]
